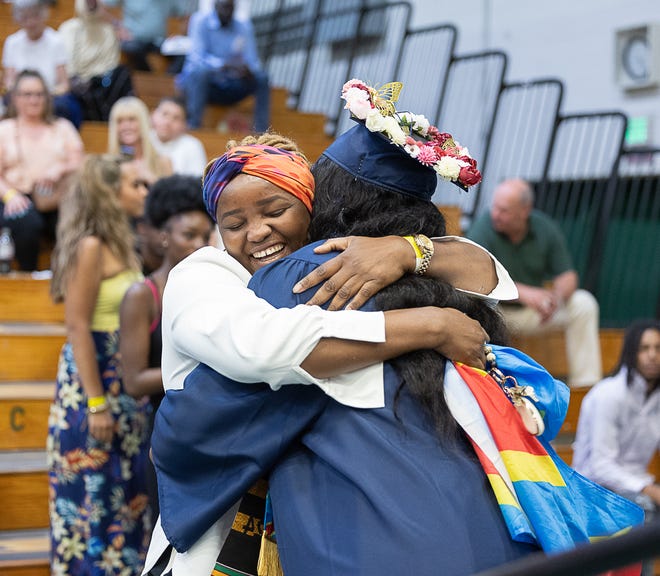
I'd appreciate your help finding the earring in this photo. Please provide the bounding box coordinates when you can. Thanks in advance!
[162,240,168,248]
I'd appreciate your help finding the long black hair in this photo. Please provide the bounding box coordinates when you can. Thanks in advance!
[615,319,660,393]
[310,156,508,441]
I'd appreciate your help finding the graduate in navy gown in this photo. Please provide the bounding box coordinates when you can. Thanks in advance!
[150,81,642,576]
[152,121,544,574]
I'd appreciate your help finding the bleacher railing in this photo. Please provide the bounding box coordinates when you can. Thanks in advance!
[431,51,508,222]
[537,112,627,293]
[252,4,659,324]
[595,148,660,325]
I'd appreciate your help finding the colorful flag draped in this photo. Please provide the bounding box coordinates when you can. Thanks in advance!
[448,346,644,556]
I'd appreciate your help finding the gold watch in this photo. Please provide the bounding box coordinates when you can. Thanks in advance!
[413,234,434,275]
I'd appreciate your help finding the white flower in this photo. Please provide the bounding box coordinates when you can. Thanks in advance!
[58,531,86,562]
[48,403,69,430]
[51,558,68,576]
[365,109,388,132]
[383,116,407,145]
[50,511,68,541]
[98,547,124,573]
[413,115,430,136]
[59,380,83,411]
[404,143,420,158]
[434,156,462,181]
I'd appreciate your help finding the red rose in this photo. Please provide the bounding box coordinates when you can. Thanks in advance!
[459,164,482,187]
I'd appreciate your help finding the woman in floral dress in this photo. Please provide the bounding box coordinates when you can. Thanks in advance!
[47,154,152,575]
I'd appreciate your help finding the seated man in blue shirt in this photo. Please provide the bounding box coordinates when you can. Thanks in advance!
[101,0,192,72]
[177,0,269,132]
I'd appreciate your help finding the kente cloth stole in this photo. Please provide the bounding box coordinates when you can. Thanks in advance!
[212,480,268,576]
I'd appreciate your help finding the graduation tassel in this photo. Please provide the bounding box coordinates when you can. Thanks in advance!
[257,492,283,576]
[257,529,282,576]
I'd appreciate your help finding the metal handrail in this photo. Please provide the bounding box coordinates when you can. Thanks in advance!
[474,520,660,576]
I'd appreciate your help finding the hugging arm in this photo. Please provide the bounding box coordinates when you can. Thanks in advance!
[296,235,512,311]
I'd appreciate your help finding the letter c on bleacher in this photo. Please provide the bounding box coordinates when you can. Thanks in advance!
[10,405,25,432]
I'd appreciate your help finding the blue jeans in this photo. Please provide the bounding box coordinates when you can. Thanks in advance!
[53,93,83,130]
[183,68,270,132]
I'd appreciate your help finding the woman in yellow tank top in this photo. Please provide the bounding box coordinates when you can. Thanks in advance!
[48,154,151,575]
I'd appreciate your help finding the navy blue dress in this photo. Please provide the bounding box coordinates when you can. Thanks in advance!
[152,242,539,575]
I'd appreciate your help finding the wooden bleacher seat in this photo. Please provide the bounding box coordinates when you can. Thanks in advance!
[0,275,61,575]
[510,328,624,383]
[436,204,462,236]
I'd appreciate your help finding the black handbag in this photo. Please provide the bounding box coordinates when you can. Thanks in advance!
[74,65,134,121]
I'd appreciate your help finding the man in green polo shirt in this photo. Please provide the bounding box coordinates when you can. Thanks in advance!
[468,178,601,388]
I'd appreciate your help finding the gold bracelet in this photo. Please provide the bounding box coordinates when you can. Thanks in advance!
[2,188,18,203]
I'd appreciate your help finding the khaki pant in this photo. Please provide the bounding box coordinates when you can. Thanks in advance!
[501,289,602,387]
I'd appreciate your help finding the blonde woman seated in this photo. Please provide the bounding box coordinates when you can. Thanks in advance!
[108,96,173,185]
[0,69,83,270]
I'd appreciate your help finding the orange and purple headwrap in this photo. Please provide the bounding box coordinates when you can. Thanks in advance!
[202,144,315,222]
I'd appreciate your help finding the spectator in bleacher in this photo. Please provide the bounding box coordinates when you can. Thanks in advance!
[573,320,660,506]
[178,0,270,132]
[2,0,83,129]
[468,178,602,388]
[108,96,173,184]
[572,318,659,575]
[151,96,207,176]
[120,174,213,527]
[100,0,194,72]
[48,154,152,575]
[58,0,134,121]
[0,69,83,270]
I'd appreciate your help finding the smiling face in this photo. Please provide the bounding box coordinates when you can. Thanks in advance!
[216,173,310,274]
[116,113,142,151]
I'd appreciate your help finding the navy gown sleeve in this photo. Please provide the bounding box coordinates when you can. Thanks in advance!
[248,242,362,309]
[152,243,337,552]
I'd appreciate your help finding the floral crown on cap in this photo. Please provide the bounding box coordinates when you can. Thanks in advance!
[341,79,482,190]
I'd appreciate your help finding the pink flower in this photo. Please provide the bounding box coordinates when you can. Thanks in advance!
[342,79,369,94]
[416,145,438,166]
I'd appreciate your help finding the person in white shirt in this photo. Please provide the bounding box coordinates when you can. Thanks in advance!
[2,0,83,128]
[573,319,660,507]
[143,132,518,575]
[572,319,660,576]
[151,96,208,177]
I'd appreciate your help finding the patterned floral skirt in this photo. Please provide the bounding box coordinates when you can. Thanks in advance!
[47,331,153,575]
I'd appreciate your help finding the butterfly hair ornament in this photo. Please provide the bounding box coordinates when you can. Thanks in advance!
[341,79,482,190]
